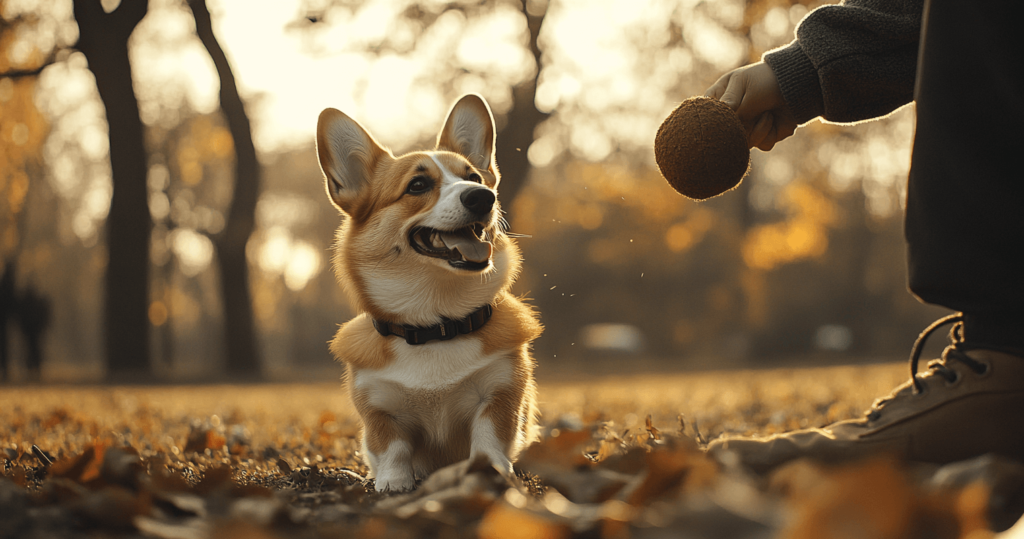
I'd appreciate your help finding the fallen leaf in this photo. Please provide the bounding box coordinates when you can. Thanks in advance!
[773,457,957,539]
[193,466,233,496]
[69,485,150,530]
[478,502,571,539]
[184,429,225,454]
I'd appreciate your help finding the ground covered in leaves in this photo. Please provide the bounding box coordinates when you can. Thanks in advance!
[3,362,1023,538]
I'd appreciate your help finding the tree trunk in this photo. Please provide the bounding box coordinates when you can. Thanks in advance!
[494,1,549,210]
[188,0,262,377]
[73,0,151,380]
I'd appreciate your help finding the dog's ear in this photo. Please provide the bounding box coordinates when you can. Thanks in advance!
[436,94,498,182]
[317,108,388,214]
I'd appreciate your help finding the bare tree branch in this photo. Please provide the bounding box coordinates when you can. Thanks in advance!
[493,0,549,208]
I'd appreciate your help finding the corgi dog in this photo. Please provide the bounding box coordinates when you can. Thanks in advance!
[316,94,542,492]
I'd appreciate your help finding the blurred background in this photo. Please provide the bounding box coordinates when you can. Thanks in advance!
[0,0,947,384]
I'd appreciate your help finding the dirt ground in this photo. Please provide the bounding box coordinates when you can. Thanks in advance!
[2,362,1022,538]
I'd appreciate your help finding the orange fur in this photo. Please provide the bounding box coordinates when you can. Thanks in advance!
[478,291,543,356]
[331,314,392,370]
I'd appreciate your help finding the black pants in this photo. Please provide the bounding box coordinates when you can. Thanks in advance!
[906,0,1024,351]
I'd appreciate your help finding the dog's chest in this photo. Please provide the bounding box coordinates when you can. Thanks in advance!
[356,337,502,390]
[353,337,515,442]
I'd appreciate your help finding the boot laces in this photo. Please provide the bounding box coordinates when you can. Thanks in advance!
[866,313,989,421]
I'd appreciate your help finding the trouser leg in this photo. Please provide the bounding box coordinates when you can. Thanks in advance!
[906,0,1024,351]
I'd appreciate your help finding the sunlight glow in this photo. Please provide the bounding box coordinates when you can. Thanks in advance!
[527,134,562,168]
[362,55,422,143]
[171,228,214,277]
[283,241,322,292]
[254,226,322,292]
[132,0,219,125]
[257,227,291,275]
[687,12,745,70]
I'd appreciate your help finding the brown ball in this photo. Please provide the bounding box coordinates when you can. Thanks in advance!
[655,96,750,201]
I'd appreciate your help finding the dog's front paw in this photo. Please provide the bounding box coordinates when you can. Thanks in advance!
[374,470,416,493]
[492,457,514,478]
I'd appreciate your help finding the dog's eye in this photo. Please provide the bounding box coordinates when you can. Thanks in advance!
[466,172,482,184]
[406,176,433,195]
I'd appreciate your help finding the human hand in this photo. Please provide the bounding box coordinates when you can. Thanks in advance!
[705,62,798,151]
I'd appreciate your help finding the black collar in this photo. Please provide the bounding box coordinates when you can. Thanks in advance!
[372,305,493,345]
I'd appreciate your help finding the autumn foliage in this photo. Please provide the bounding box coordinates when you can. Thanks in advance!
[2,369,1018,538]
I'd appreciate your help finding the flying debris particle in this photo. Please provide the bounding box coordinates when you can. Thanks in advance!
[550,286,557,290]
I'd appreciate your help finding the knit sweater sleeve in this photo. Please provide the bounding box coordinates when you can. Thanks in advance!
[763,0,924,125]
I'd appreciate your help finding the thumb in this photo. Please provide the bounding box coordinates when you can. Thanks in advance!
[718,72,746,111]
[704,72,731,101]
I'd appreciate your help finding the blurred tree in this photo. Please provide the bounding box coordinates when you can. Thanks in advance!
[187,0,262,378]
[72,0,152,379]
[493,0,547,208]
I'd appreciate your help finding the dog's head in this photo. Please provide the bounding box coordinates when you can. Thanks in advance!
[317,94,519,325]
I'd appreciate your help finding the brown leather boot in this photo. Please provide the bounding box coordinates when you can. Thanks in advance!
[707,315,1024,474]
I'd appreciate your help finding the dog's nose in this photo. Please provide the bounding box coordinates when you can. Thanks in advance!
[460,187,495,215]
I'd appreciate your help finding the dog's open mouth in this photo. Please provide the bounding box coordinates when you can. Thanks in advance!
[409,224,493,271]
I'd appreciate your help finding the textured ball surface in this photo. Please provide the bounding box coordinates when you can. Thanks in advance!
[655,96,750,201]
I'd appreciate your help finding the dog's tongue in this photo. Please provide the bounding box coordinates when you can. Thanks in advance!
[439,229,492,263]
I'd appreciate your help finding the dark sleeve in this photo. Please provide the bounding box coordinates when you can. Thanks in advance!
[763,0,924,124]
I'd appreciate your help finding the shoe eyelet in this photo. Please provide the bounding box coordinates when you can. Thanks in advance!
[944,370,962,387]
[976,361,992,378]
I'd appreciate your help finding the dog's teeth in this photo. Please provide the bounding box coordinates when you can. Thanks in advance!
[431,233,444,249]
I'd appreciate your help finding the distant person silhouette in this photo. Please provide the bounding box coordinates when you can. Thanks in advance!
[0,263,13,380]
[16,283,52,380]
[0,263,52,382]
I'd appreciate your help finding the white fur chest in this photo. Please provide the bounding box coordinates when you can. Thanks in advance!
[360,249,511,328]
[353,337,504,391]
